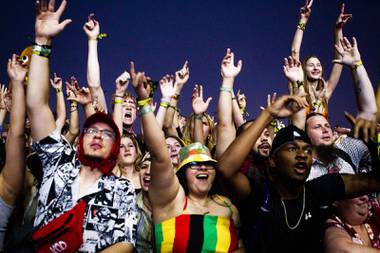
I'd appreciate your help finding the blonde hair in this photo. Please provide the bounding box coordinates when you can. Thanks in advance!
[182,112,216,151]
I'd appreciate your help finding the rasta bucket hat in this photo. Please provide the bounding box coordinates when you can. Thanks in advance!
[176,142,217,172]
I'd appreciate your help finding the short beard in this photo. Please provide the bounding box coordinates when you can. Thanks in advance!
[85,154,105,163]
[315,144,338,165]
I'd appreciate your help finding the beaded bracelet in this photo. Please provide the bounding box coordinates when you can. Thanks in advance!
[220,86,233,93]
[297,22,306,31]
[139,105,153,116]
[292,81,304,89]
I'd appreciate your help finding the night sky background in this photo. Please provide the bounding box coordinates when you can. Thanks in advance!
[1,0,379,129]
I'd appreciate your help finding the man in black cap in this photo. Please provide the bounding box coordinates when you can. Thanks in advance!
[219,95,380,253]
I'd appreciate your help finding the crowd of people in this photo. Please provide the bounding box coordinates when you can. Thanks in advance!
[0,0,380,252]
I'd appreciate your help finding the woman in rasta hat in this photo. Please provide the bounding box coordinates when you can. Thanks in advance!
[132,72,243,253]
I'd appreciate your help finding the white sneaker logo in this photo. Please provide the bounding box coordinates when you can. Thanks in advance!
[49,241,67,253]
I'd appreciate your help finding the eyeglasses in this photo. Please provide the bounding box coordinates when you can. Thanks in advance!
[84,127,116,140]
[187,161,216,171]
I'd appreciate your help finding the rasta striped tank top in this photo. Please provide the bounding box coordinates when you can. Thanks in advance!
[154,197,238,253]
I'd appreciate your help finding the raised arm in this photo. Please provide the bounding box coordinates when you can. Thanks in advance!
[83,13,108,113]
[50,73,66,130]
[283,56,307,130]
[112,71,130,134]
[0,54,27,205]
[326,4,352,99]
[191,84,212,145]
[156,75,175,129]
[291,0,313,61]
[0,85,9,128]
[131,72,181,209]
[219,95,307,201]
[333,37,377,139]
[27,0,72,141]
[64,87,79,145]
[163,61,189,137]
[216,48,242,159]
[66,77,94,118]
[232,89,246,127]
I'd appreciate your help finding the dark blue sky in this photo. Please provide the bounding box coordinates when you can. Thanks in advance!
[1,0,379,128]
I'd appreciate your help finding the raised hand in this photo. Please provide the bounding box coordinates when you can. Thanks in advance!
[65,77,92,105]
[7,54,27,83]
[237,89,247,110]
[50,72,62,89]
[344,111,376,143]
[35,0,72,44]
[333,37,361,67]
[283,56,304,83]
[83,13,100,40]
[336,3,352,28]
[266,95,307,119]
[92,96,105,113]
[115,71,130,96]
[221,48,242,79]
[0,85,9,110]
[174,61,190,93]
[160,75,175,99]
[300,0,313,20]
[192,84,212,115]
[132,72,150,100]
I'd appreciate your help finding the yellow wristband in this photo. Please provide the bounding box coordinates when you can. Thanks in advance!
[137,97,152,108]
[352,60,363,70]
[113,98,124,104]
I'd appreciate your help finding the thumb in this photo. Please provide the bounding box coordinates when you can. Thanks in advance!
[59,19,72,30]
[205,97,213,107]
[344,111,355,126]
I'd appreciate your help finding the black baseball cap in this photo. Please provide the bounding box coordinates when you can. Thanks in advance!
[270,125,311,155]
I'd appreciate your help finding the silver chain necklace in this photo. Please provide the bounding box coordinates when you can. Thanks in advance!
[280,186,306,230]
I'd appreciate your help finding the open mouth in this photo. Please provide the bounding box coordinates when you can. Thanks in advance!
[294,162,307,174]
[196,174,209,180]
[258,143,271,151]
[143,176,151,184]
[124,112,132,119]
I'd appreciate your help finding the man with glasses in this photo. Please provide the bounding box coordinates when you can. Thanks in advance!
[26,0,136,252]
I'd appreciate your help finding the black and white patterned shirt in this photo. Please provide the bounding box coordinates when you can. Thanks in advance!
[33,129,137,252]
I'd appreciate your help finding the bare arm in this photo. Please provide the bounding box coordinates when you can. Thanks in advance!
[192,84,212,145]
[333,37,377,121]
[64,101,79,145]
[325,226,380,253]
[156,75,175,129]
[0,85,9,127]
[219,95,307,201]
[132,72,182,210]
[326,4,352,99]
[0,54,27,205]
[232,90,245,128]
[50,73,66,130]
[163,61,189,136]
[216,48,242,159]
[27,0,72,141]
[112,71,130,134]
[84,13,108,113]
[291,0,313,61]
[100,242,134,253]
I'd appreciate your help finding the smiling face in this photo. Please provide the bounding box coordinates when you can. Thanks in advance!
[82,122,116,161]
[185,162,216,196]
[253,128,273,157]
[270,140,312,184]
[304,57,323,81]
[306,114,334,146]
[122,97,137,126]
[166,137,182,167]
[139,159,151,192]
[118,136,138,166]
[335,195,369,226]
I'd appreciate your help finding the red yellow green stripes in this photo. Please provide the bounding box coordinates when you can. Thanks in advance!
[154,214,237,253]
